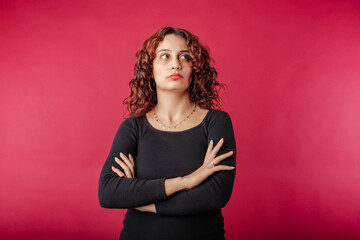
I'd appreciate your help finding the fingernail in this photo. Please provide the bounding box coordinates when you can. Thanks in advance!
[221,138,224,141]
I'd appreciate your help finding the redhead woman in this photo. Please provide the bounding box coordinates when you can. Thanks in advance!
[98,26,237,240]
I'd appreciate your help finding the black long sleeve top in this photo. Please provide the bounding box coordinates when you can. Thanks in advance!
[98,109,237,240]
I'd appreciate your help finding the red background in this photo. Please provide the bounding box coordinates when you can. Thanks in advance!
[1,0,360,239]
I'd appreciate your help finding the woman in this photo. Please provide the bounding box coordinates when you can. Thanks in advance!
[98,26,237,240]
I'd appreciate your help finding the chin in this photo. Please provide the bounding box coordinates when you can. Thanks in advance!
[162,86,190,93]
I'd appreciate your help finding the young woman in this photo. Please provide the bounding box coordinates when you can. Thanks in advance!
[98,26,237,240]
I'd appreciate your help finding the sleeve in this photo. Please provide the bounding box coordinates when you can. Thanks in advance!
[98,117,167,209]
[154,111,237,216]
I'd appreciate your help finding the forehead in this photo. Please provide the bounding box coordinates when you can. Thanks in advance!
[156,34,189,52]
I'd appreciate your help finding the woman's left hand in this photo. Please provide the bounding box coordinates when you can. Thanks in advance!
[112,152,135,178]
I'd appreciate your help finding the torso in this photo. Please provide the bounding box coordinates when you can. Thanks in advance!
[120,108,228,240]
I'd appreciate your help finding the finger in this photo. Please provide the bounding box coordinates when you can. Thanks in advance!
[204,140,214,161]
[213,138,224,153]
[116,156,133,178]
[120,153,135,177]
[127,154,135,177]
[115,157,133,178]
[128,153,135,166]
[112,166,125,177]
[213,151,234,165]
[208,138,224,161]
[213,165,235,172]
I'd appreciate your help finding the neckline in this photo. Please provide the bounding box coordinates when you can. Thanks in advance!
[143,109,213,134]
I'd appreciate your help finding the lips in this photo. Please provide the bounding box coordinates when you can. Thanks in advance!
[169,73,183,79]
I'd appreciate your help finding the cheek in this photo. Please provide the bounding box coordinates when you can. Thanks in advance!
[185,66,193,77]
[152,64,161,76]
[153,61,165,71]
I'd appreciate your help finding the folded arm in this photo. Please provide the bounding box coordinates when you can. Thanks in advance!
[98,118,168,208]
[110,111,237,216]
[154,111,237,216]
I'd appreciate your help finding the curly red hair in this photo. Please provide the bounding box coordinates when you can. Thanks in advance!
[123,26,226,117]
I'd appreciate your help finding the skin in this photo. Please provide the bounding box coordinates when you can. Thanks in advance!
[112,34,234,213]
[150,33,198,127]
[152,34,193,95]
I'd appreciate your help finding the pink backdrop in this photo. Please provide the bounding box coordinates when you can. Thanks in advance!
[1,0,360,239]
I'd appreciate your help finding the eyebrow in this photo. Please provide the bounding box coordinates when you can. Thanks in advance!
[156,49,190,54]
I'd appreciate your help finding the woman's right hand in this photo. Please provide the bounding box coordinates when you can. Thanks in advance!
[183,138,235,190]
[112,152,135,178]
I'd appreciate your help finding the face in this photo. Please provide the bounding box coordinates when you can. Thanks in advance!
[152,34,193,93]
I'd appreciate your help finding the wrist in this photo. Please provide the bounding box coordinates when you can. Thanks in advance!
[164,177,190,196]
[136,203,156,213]
[181,176,194,190]
[174,176,190,191]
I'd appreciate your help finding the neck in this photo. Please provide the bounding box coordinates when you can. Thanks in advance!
[155,91,194,124]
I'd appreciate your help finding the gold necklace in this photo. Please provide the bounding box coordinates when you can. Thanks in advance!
[154,103,196,130]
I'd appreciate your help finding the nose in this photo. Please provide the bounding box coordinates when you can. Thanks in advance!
[170,57,182,70]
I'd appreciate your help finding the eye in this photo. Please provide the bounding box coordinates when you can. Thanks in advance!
[180,54,190,60]
[160,54,168,59]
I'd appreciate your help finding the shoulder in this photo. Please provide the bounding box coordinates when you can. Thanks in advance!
[202,109,234,134]
[119,116,136,128]
[115,116,140,138]
[207,109,233,125]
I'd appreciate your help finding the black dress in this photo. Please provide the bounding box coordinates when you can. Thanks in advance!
[98,109,237,240]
